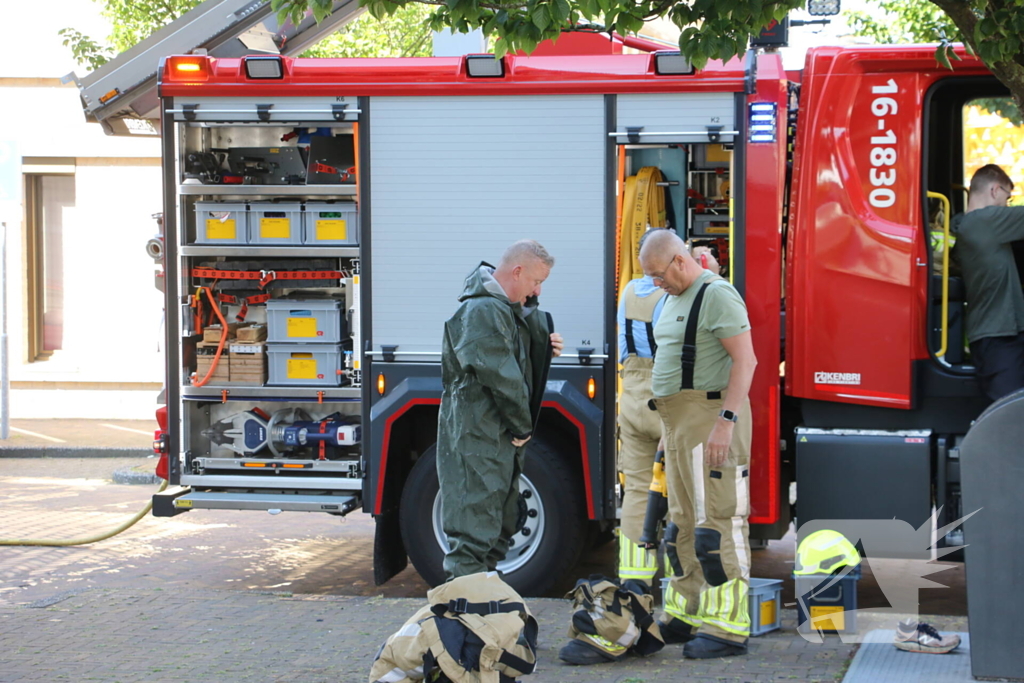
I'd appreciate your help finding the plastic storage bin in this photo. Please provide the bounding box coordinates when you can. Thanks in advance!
[267,344,342,386]
[250,203,303,245]
[660,577,783,637]
[304,202,358,245]
[266,299,344,344]
[795,566,861,634]
[195,202,247,244]
[749,578,783,636]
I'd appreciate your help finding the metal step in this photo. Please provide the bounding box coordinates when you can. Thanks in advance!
[173,490,359,514]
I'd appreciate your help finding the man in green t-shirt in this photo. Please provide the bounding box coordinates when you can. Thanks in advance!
[953,164,1024,402]
[638,229,757,660]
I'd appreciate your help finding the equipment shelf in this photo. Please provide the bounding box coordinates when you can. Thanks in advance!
[182,386,361,401]
[180,245,359,258]
[179,185,357,197]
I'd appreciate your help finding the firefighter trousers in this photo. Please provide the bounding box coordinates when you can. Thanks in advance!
[617,356,661,583]
[654,389,752,643]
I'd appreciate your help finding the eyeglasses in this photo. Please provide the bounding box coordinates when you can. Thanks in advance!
[650,256,678,284]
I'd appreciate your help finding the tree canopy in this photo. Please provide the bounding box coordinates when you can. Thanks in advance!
[270,0,1024,108]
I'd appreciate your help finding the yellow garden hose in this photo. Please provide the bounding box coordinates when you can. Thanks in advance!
[617,166,666,296]
[0,480,168,547]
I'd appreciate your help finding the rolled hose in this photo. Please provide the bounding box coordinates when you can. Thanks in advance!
[0,479,168,547]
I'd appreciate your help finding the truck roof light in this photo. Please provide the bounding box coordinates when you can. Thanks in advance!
[654,51,694,76]
[466,54,505,78]
[245,56,284,80]
[166,56,211,82]
[807,0,841,16]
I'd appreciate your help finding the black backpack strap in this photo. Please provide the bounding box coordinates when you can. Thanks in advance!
[497,650,536,675]
[432,599,527,618]
[680,281,714,391]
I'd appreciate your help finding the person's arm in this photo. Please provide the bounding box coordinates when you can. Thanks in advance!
[702,286,756,467]
[988,206,1024,244]
[706,331,756,467]
[454,306,534,440]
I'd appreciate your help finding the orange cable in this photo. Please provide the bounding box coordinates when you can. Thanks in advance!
[192,286,229,387]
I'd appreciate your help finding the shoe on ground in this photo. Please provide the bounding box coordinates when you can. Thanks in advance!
[893,620,961,654]
[558,637,625,665]
[683,633,748,659]
[659,616,697,644]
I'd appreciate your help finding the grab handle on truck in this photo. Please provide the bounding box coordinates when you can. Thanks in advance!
[927,191,952,359]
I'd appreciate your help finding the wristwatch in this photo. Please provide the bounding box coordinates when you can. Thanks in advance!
[719,409,738,423]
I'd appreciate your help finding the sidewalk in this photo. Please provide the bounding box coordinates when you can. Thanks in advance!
[0,419,156,457]
[0,433,973,683]
[0,587,866,683]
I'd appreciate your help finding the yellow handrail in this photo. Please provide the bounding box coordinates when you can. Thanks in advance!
[927,191,952,358]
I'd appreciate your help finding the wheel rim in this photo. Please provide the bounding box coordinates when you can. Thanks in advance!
[431,473,546,575]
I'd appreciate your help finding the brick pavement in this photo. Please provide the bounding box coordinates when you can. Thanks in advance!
[0,587,861,683]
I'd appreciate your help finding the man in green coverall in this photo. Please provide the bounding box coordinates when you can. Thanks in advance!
[437,240,564,580]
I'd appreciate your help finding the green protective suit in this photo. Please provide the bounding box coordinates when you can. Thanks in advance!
[437,262,553,580]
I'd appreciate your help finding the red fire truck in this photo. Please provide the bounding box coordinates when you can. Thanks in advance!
[134,34,996,595]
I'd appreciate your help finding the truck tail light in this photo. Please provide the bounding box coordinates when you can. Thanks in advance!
[166,55,211,82]
[245,56,284,79]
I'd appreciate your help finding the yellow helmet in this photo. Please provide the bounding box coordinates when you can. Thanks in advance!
[794,530,861,575]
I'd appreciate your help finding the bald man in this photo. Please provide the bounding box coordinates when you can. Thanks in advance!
[639,229,757,659]
[437,240,564,580]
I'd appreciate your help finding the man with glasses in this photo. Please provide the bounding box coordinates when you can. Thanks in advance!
[638,229,757,659]
[953,164,1024,402]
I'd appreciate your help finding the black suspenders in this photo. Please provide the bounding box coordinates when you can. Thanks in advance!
[624,319,658,358]
[680,281,714,390]
[624,319,638,356]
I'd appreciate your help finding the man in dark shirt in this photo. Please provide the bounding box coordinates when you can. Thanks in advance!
[953,164,1024,401]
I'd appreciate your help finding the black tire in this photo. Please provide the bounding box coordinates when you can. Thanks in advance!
[399,437,588,597]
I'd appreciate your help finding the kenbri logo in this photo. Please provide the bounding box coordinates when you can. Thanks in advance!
[814,371,861,385]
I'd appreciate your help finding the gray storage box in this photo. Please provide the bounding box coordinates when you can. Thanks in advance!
[304,202,358,245]
[749,578,783,636]
[267,343,342,386]
[195,202,247,244]
[266,299,344,344]
[250,203,303,245]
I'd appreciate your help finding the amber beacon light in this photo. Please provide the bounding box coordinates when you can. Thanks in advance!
[377,373,386,396]
[166,56,211,82]
[588,377,597,401]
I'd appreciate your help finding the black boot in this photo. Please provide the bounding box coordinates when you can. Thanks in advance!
[682,633,748,659]
[658,616,697,644]
[558,638,624,665]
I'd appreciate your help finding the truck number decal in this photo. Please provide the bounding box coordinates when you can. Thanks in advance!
[867,79,899,209]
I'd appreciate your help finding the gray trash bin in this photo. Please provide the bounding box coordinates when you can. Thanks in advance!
[960,388,1024,680]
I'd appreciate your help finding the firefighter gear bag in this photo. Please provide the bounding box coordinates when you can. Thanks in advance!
[561,575,664,662]
[369,572,539,683]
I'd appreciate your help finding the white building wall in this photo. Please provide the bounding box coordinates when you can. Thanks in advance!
[0,0,164,419]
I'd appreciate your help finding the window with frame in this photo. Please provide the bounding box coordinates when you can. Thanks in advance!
[24,164,74,361]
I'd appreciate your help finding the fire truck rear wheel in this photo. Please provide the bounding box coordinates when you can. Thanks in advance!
[400,437,587,597]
